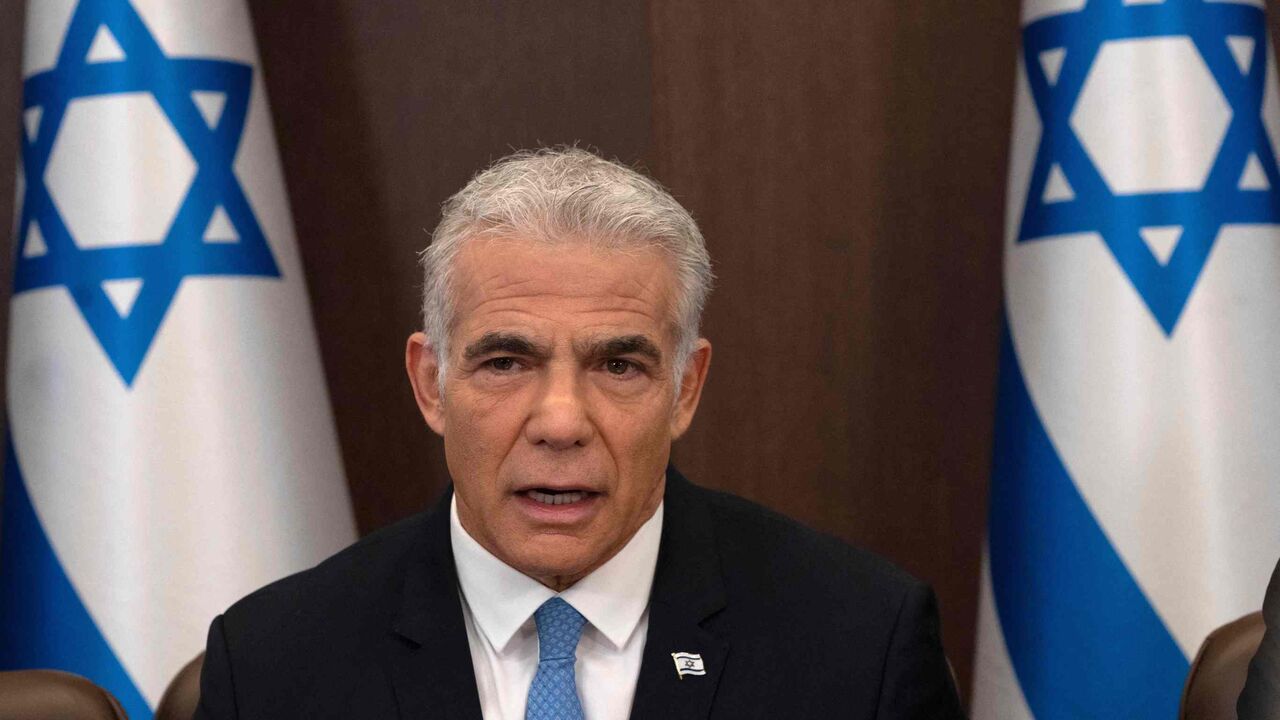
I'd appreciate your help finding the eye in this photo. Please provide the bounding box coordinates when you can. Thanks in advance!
[604,358,638,376]
[485,357,519,372]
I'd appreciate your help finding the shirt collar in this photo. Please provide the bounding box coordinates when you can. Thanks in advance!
[450,495,663,653]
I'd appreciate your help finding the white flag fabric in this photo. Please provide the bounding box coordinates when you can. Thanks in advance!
[0,1,356,718]
[972,0,1280,717]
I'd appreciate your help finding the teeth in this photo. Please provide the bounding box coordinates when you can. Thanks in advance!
[527,490,588,506]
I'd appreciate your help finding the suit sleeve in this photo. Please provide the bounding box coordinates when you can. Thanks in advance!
[1239,560,1280,720]
[875,582,966,720]
[193,614,239,720]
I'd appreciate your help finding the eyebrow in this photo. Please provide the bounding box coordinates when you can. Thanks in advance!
[576,334,663,365]
[462,332,551,361]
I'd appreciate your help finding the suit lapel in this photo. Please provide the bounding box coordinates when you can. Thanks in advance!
[385,472,729,720]
[389,488,484,720]
[629,470,729,720]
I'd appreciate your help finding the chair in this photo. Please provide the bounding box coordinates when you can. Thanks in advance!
[0,669,127,720]
[1180,611,1265,720]
[155,653,204,720]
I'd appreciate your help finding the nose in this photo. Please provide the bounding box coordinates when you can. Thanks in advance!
[524,362,595,450]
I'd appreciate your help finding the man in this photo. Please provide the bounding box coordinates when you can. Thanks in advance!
[194,148,964,719]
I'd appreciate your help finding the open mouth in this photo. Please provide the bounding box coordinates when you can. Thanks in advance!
[524,489,592,506]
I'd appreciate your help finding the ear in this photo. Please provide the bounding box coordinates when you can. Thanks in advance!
[406,332,447,436]
[670,338,712,440]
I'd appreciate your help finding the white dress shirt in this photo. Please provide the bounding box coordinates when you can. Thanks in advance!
[450,497,663,720]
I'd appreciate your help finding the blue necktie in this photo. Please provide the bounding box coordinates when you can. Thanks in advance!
[525,597,587,720]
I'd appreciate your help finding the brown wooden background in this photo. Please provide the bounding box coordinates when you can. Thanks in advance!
[0,0,1049,700]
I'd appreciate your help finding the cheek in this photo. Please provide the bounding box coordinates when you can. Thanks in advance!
[599,400,675,478]
[443,398,527,484]
[448,382,530,434]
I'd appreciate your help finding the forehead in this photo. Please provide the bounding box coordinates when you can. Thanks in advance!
[449,236,678,339]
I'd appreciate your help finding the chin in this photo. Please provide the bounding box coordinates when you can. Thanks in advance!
[509,537,599,582]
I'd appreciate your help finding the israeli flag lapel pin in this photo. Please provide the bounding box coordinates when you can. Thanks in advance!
[671,652,706,679]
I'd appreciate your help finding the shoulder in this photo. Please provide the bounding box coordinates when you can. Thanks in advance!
[672,477,926,640]
[666,478,963,716]
[694,480,920,596]
[218,509,429,643]
[660,477,963,716]
[198,510,440,718]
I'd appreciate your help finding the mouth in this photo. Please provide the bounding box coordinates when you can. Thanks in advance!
[525,489,591,505]
[514,487,602,522]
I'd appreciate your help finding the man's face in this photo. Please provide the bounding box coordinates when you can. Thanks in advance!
[406,236,711,589]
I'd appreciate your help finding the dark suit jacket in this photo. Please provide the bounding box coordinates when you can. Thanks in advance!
[1239,559,1280,719]
[194,468,964,719]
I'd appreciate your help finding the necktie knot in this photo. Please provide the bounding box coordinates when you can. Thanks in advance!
[534,597,586,661]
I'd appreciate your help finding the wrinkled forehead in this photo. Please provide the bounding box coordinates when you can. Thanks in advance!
[448,235,681,340]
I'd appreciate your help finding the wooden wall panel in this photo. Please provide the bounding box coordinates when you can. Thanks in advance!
[648,1,1019,695]
[0,1,23,441]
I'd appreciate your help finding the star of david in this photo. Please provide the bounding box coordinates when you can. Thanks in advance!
[1019,0,1280,335]
[14,0,279,386]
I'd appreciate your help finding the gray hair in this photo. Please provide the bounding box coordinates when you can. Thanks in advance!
[420,147,713,388]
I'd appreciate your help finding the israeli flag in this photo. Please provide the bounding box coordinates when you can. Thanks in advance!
[971,0,1280,717]
[0,2,356,718]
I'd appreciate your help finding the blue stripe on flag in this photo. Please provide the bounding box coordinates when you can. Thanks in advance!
[988,327,1189,719]
[0,437,152,720]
